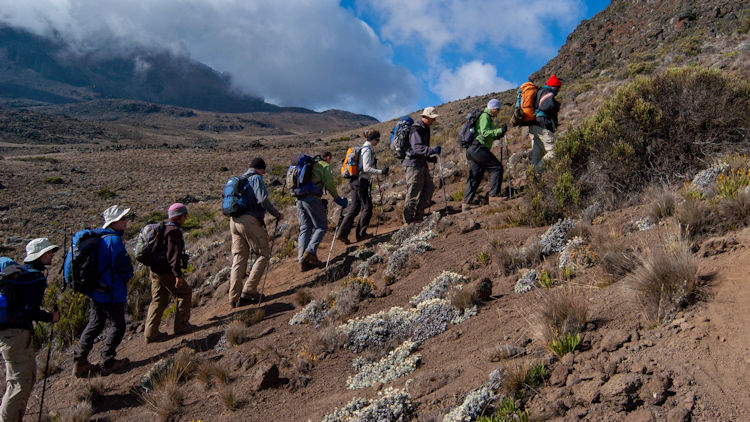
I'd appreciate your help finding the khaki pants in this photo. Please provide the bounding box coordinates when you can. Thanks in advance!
[529,125,555,173]
[0,329,35,422]
[403,165,434,223]
[230,214,270,305]
[145,272,192,338]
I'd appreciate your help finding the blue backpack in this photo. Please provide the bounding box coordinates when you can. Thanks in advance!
[222,175,253,217]
[63,229,111,295]
[287,154,323,198]
[390,115,414,160]
[0,258,47,327]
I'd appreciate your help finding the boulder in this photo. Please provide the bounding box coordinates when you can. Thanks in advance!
[250,362,279,391]
[600,329,632,352]
[600,373,643,410]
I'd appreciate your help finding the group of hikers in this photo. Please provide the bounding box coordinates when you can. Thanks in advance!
[0,74,561,421]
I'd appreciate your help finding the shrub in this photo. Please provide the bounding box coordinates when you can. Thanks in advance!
[181,216,201,231]
[537,270,555,289]
[716,167,750,200]
[549,332,581,356]
[476,398,529,422]
[451,190,465,202]
[525,67,750,224]
[44,176,64,184]
[127,266,152,320]
[632,233,698,324]
[477,251,491,266]
[276,239,295,259]
[35,281,89,349]
[531,287,589,347]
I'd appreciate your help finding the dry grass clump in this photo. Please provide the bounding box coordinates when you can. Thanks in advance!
[295,289,313,307]
[715,189,750,233]
[676,195,713,239]
[492,237,542,276]
[450,287,480,311]
[631,233,699,324]
[591,231,637,284]
[56,400,94,422]
[226,321,252,346]
[76,377,106,405]
[530,287,589,347]
[142,377,184,421]
[196,360,230,387]
[309,326,345,357]
[646,186,676,222]
[502,361,548,400]
[220,387,238,411]
[238,308,266,326]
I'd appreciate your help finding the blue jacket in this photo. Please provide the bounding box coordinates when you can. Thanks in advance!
[240,168,280,221]
[92,229,133,304]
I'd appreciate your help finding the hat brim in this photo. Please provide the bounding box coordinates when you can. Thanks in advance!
[421,113,439,119]
[24,245,59,263]
[102,207,131,229]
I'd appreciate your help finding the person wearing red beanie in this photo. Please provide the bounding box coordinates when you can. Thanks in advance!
[529,74,562,173]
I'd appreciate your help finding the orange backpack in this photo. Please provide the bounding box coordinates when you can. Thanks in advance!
[510,82,538,127]
[340,146,363,178]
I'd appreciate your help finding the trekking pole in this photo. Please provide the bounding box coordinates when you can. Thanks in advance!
[257,218,279,305]
[505,136,512,199]
[326,206,345,269]
[437,155,448,214]
[38,304,58,422]
[374,174,386,237]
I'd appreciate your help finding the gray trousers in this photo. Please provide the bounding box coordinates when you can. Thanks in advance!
[403,165,434,223]
[297,195,328,260]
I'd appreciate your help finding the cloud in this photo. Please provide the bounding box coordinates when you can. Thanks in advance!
[0,0,418,120]
[432,61,514,102]
[355,0,584,57]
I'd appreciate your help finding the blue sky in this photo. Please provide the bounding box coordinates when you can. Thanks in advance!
[1,0,610,120]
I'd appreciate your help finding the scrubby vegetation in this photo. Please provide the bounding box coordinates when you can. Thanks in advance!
[526,67,750,225]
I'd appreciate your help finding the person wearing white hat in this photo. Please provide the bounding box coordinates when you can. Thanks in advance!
[73,205,134,378]
[463,99,507,212]
[402,106,441,223]
[0,239,59,421]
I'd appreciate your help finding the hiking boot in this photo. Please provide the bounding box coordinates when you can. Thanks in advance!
[336,235,351,245]
[236,293,260,307]
[73,360,100,378]
[145,331,169,344]
[356,233,373,242]
[174,322,199,335]
[462,203,477,212]
[302,252,324,268]
[101,358,130,375]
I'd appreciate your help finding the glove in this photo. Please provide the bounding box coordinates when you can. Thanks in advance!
[427,156,438,163]
[382,166,389,176]
[432,146,442,155]
[500,123,508,135]
[334,197,348,208]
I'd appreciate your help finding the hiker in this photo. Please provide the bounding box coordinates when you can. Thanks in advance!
[73,205,134,378]
[144,203,197,344]
[403,107,440,223]
[0,240,60,422]
[229,158,283,307]
[295,152,347,271]
[337,129,388,244]
[463,99,507,211]
[529,74,562,173]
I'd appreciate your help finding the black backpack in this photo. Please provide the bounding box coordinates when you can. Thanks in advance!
[457,109,484,148]
[390,116,414,160]
[0,258,47,327]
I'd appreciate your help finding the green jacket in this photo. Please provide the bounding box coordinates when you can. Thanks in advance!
[311,161,339,198]
[475,108,505,149]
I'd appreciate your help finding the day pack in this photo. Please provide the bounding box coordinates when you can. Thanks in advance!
[133,222,167,266]
[287,154,324,198]
[63,228,111,295]
[390,115,414,160]
[457,109,484,148]
[341,146,365,178]
[222,175,251,217]
[0,258,47,327]
[510,82,538,127]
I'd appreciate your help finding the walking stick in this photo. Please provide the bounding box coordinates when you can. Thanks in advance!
[437,155,448,214]
[38,304,58,422]
[374,174,386,236]
[505,136,512,199]
[326,205,346,269]
[257,218,279,305]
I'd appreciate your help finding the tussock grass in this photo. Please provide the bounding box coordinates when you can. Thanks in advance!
[57,400,94,422]
[502,361,548,399]
[491,238,542,276]
[646,186,676,222]
[592,231,637,284]
[196,360,229,387]
[77,377,106,405]
[530,287,589,348]
[294,289,313,307]
[450,288,479,311]
[238,309,266,326]
[631,233,698,324]
[141,378,184,421]
[225,321,251,346]
[220,387,238,411]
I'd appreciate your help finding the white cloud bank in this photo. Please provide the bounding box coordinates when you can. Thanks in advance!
[432,61,514,102]
[0,0,419,120]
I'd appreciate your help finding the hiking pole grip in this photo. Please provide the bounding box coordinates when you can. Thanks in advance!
[258,218,279,305]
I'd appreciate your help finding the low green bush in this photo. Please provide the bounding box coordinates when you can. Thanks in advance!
[44,176,64,184]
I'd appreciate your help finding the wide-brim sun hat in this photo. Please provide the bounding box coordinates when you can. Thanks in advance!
[24,238,59,263]
[420,106,439,119]
[102,205,131,229]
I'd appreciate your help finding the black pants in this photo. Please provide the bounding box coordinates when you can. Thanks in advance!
[339,178,373,240]
[464,144,503,204]
[74,301,126,365]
